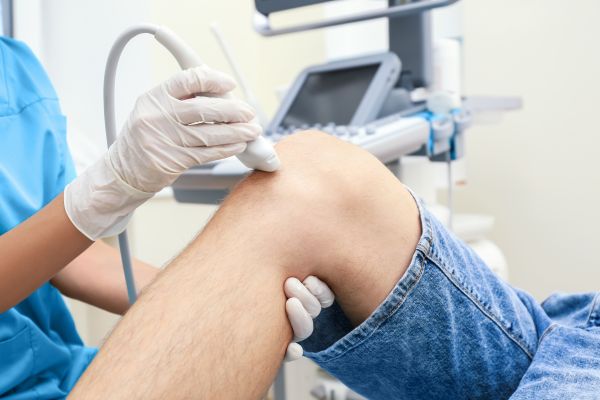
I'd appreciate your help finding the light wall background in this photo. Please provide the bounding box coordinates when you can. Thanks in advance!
[11,0,600,397]
[458,0,600,300]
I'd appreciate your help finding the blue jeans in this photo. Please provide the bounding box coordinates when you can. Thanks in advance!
[302,196,600,399]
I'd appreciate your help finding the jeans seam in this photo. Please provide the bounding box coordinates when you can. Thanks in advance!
[408,187,434,258]
[537,323,559,345]
[425,252,535,360]
[418,212,434,257]
[585,292,600,328]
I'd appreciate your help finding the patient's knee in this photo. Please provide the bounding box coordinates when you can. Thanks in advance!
[237,131,385,225]
[273,130,414,221]
[225,130,421,323]
[238,129,416,234]
[252,131,394,208]
[237,131,416,259]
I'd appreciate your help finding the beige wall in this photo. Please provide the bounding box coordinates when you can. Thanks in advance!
[458,0,600,299]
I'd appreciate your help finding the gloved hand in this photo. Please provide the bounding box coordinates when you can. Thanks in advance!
[65,66,261,240]
[284,276,335,362]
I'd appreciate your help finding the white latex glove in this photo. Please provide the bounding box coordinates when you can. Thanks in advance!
[284,276,335,362]
[65,66,261,240]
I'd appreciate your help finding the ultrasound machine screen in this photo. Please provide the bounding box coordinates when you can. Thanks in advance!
[281,64,379,129]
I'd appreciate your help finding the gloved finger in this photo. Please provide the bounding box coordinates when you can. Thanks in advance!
[171,96,256,125]
[187,141,248,164]
[284,278,322,318]
[162,66,237,99]
[285,343,303,362]
[303,276,335,308]
[178,122,262,147]
[286,297,314,341]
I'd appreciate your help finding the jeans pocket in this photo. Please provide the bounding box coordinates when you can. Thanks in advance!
[0,326,35,395]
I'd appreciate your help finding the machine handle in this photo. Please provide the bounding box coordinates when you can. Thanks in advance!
[254,0,460,37]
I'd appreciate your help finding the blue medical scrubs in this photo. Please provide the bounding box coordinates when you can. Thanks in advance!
[0,37,96,398]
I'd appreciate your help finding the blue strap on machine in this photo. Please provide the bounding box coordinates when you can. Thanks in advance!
[415,108,470,161]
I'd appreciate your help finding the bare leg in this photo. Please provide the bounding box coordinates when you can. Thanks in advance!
[69,132,420,399]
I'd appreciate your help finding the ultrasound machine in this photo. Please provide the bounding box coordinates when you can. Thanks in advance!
[170,0,494,206]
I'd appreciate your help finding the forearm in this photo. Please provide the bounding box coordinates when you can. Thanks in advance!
[52,241,160,315]
[0,193,92,312]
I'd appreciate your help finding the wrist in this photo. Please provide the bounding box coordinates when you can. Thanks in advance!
[64,154,154,240]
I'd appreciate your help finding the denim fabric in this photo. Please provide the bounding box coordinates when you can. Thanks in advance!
[510,294,600,399]
[302,196,600,399]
